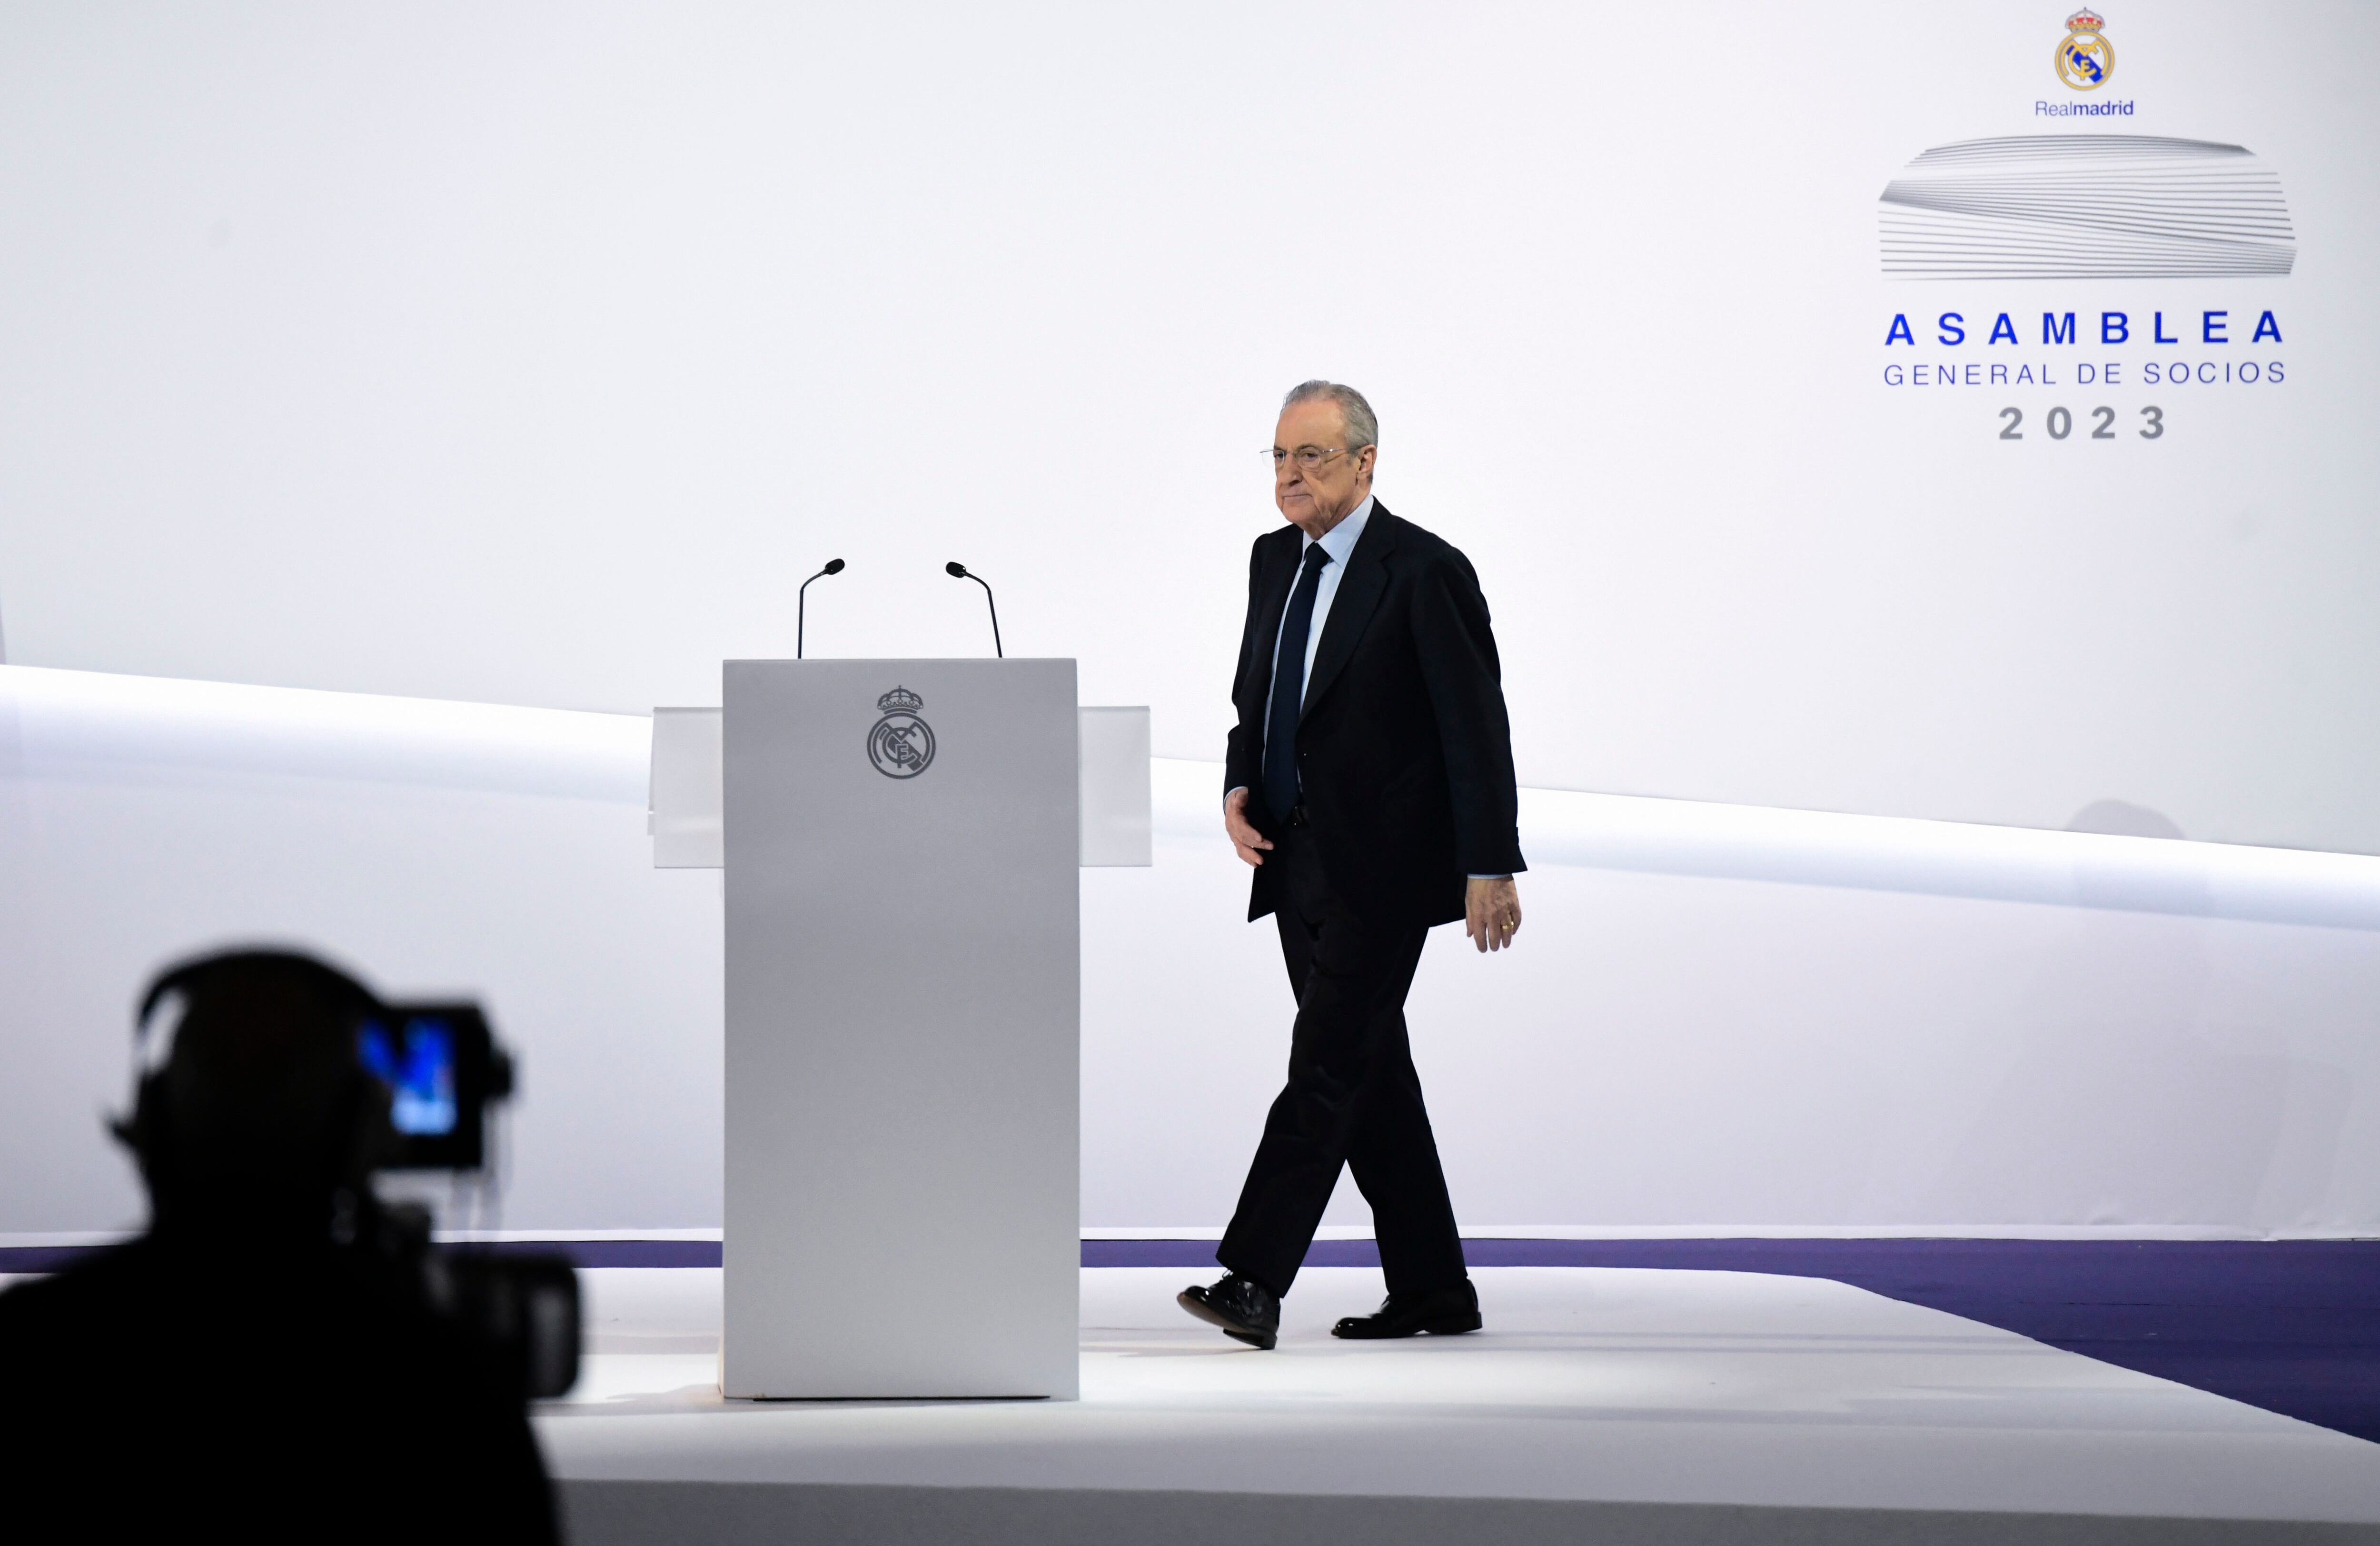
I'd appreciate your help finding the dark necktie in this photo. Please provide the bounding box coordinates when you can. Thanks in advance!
[1262,543,1334,825]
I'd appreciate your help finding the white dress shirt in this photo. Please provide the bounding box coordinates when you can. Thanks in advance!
[1261,494,1374,740]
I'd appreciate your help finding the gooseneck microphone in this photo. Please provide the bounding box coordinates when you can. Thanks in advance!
[797,559,845,659]
[945,561,1002,658]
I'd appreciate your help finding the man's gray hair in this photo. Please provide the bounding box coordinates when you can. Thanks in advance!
[1282,380,1378,453]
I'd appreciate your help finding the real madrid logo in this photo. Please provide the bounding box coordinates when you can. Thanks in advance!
[2055,8,2114,90]
[866,685,935,778]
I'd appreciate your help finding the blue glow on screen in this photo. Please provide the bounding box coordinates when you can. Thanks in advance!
[359,1018,459,1136]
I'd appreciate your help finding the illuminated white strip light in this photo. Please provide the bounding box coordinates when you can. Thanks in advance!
[1153,760,2380,934]
[0,664,646,802]
[8,667,2375,933]
[1879,134,2295,280]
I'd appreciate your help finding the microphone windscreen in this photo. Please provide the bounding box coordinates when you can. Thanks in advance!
[945,561,968,578]
[823,559,845,574]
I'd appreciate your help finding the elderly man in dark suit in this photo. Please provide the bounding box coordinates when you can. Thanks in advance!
[1179,380,1525,1350]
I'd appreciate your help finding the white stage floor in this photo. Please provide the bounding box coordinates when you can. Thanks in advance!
[544,1266,2380,1544]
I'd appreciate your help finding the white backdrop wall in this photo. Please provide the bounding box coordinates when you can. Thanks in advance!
[8,667,2379,1241]
[0,2,2376,853]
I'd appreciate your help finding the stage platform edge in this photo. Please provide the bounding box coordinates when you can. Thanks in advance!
[560,1479,2380,1546]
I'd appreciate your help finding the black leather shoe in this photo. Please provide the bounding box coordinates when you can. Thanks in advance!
[1331,1280,1482,1339]
[1177,1274,1280,1350]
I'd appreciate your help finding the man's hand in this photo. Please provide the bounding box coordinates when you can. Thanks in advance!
[1465,877,1521,953]
[1224,786,1273,867]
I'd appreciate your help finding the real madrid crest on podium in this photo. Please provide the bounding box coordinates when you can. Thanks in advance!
[2055,9,2113,90]
[867,686,935,778]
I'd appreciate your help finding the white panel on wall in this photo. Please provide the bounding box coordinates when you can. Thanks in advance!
[10,667,2380,1243]
[0,667,721,1238]
[649,707,723,869]
[1087,831,2380,1237]
[646,702,1150,870]
[1079,706,1151,868]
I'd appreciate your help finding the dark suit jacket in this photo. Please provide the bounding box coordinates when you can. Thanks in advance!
[1225,503,1525,928]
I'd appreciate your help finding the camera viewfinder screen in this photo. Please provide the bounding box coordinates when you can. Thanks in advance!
[359,1017,459,1136]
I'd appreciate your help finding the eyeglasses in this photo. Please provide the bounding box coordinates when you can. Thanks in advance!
[1264,446,1352,473]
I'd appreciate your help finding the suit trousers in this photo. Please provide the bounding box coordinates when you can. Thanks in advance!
[1217,827,1469,1298]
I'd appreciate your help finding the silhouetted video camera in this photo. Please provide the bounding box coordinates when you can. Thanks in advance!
[355,999,578,1399]
[128,953,581,1400]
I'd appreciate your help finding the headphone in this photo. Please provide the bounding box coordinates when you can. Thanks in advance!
[118,948,399,1212]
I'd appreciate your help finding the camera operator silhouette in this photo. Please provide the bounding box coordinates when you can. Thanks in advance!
[0,949,560,1542]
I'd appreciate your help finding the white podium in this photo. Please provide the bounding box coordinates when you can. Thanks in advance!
[665,659,1140,1400]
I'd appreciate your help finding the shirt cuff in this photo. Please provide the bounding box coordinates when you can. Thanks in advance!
[1468,874,1513,881]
